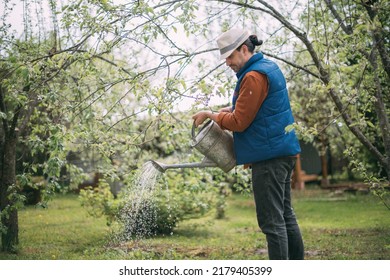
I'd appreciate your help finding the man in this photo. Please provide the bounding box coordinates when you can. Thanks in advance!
[192,28,304,260]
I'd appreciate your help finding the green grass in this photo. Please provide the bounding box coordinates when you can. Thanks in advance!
[1,187,389,260]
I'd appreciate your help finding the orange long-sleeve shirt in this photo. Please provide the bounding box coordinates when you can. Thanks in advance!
[216,71,268,132]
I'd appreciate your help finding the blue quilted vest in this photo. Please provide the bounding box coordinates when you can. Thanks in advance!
[232,53,301,165]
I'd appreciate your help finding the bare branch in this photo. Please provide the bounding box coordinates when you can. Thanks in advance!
[262,51,321,79]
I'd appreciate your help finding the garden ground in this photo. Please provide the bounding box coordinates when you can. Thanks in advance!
[1,186,389,260]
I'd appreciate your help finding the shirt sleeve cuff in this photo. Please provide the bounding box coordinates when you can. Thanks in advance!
[216,112,228,129]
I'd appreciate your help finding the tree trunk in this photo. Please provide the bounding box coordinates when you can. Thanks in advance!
[0,133,19,252]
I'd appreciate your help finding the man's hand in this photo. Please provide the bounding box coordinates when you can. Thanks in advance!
[192,111,213,127]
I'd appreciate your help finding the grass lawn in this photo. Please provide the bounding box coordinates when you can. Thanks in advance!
[1,186,389,260]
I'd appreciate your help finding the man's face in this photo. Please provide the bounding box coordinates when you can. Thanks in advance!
[225,47,247,73]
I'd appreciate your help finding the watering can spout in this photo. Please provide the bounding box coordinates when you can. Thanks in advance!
[149,120,236,173]
[150,160,167,173]
[149,158,217,173]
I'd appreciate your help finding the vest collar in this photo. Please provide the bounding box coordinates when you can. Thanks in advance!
[236,52,264,80]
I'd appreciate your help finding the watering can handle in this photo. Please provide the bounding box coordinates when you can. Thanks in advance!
[191,120,197,140]
[191,119,212,140]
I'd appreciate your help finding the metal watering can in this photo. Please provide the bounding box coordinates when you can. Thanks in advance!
[150,120,236,173]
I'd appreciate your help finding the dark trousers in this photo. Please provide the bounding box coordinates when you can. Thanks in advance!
[252,156,304,260]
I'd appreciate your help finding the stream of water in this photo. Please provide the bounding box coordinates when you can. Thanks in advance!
[117,161,162,241]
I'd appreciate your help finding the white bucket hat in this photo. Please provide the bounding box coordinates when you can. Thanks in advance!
[217,28,250,60]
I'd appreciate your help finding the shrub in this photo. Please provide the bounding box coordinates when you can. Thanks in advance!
[79,167,220,239]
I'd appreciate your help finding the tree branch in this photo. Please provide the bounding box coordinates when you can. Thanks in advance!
[262,51,321,79]
[106,108,148,132]
[368,50,390,171]
[0,84,9,135]
[323,0,353,35]
[362,0,390,81]
[214,0,329,80]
